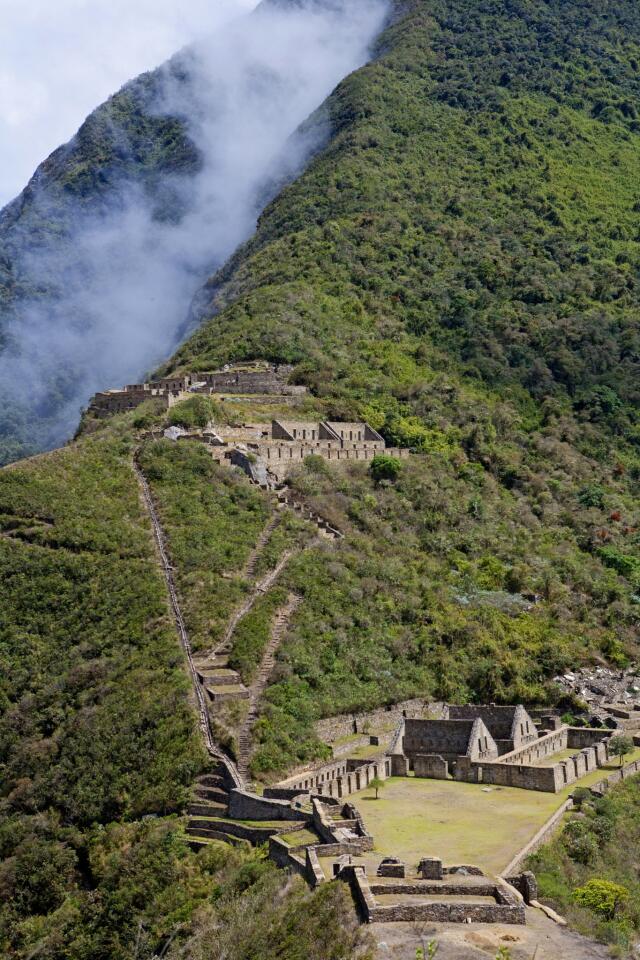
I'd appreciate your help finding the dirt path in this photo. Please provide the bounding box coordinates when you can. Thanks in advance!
[369,910,611,960]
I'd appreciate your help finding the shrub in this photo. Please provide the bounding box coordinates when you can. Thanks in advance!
[168,396,218,429]
[370,454,402,484]
[574,879,629,919]
[562,821,598,864]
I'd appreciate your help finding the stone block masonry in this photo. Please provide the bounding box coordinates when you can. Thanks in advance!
[315,698,438,744]
[395,708,614,793]
[272,756,392,800]
[338,867,525,925]
[228,789,313,822]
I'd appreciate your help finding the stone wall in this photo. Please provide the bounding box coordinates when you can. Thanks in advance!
[340,869,525,925]
[413,754,449,779]
[403,718,498,762]
[228,789,313,822]
[268,836,307,877]
[188,818,305,845]
[500,727,568,765]
[448,704,537,751]
[462,759,561,792]
[263,787,309,801]
[315,699,436,744]
[273,756,391,799]
[198,368,304,396]
[305,846,325,887]
[90,390,171,417]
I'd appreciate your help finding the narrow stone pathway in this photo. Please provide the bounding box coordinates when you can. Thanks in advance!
[243,514,282,579]
[133,454,243,789]
[204,548,296,662]
[275,489,343,539]
[237,591,302,783]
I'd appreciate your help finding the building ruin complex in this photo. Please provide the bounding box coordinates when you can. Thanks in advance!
[89,363,306,417]
[389,704,620,792]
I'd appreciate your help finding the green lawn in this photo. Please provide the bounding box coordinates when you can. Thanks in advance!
[279,828,321,847]
[351,777,568,876]
[350,757,640,876]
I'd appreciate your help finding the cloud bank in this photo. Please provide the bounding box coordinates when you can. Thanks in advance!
[0,0,257,205]
[0,0,388,455]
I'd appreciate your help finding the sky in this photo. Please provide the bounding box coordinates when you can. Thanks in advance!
[0,0,388,455]
[0,0,257,206]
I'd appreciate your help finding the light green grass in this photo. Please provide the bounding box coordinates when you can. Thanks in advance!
[351,756,640,876]
[279,828,321,847]
[351,777,567,876]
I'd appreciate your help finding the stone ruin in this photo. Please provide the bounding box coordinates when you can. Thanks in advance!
[211,418,409,484]
[339,858,527,926]
[390,703,631,792]
[88,362,307,418]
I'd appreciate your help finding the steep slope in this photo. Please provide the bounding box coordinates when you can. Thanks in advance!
[0,427,371,959]
[154,0,640,770]
[2,0,640,957]
[0,0,387,465]
[0,59,199,463]
[174,0,640,428]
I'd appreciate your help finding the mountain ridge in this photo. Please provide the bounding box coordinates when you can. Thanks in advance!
[2,0,640,956]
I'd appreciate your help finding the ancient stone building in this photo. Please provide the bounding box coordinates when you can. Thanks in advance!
[270,420,384,448]
[90,386,174,417]
[448,704,537,754]
[402,717,500,767]
[195,364,307,397]
[392,705,615,793]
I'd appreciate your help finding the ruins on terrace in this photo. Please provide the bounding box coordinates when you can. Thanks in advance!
[89,362,306,416]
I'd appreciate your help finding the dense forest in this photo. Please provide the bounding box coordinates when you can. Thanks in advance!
[2,0,640,956]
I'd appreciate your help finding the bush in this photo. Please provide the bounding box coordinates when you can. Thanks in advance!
[562,821,598,864]
[168,396,218,429]
[370,454,402,484]
[574,879,629,919]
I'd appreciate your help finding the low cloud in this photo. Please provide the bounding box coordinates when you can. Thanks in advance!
[0,0,389,454]
[0,0,256,204]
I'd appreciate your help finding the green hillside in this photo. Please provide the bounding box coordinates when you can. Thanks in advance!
[160,0,640,771]
[0,58,198,465]
[2,0,640,956]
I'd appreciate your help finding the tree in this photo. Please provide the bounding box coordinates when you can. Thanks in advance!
[369,777,385,799]
[574,878,629,919]
[608,734,634,768]
[370,454,402,484]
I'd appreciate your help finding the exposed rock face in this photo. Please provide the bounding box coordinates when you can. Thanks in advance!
[554,667,640,719]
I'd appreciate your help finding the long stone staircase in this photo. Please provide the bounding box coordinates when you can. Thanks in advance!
[135,453,330,847]
[244,514,282,578]
[237,592,302,782]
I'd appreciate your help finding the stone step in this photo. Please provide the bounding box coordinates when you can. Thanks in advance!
[199,669,242,686]
[205,684,250,702]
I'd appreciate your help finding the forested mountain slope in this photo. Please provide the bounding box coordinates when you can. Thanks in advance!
[175,0,640,429]
[0,59,198,463]
[0,0,386,465]
[2,0,640,957]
